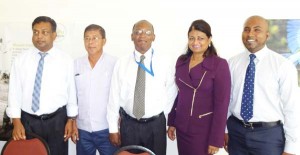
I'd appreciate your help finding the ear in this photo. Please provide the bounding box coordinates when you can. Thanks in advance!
[131,33,134,41]
[103,38,107,45]
[266,31,270,40]
[208,36,212,45]
[52,32,57,40]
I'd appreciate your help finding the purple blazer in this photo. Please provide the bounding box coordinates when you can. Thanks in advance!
[168,55,231,147]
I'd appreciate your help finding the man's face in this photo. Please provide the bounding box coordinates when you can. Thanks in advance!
[242,17,269,53]
[32,22,56,52]
[131,22,155,54]
[84,30,106,56]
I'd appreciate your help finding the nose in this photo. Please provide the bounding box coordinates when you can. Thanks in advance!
[138,32,147,38]
[248,29,256,37]
[87,39,94,43]
[36,32,43,38]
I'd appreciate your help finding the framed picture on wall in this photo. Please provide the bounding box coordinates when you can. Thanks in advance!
[267,19,300,86]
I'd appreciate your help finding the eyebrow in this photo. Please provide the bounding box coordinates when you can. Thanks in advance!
[33,28,51,31]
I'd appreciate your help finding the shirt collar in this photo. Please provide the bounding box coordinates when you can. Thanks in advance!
[134,48,153,61]
[34,46,57,57]
[245,45,269,63]
[176,55,218,71]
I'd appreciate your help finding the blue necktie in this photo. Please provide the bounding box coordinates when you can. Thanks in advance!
[32,52,47,112]
[133,55,146,120]
[241,54,256,122]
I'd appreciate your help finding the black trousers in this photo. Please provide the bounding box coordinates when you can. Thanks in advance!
[227,116,284,155]
[120,110,166,155]
[21,106,68,155]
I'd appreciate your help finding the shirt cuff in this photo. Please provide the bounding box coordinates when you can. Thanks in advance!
[66,104,78,117]
[284,139,299,154]
[6,107,21,118]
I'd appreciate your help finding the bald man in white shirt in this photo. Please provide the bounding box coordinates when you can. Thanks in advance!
[225,15,299,155]
[107,20,177,155]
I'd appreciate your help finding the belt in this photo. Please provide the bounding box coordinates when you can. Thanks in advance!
[231,115,281,129]
[22,106,66,120]
[120,108,163,123]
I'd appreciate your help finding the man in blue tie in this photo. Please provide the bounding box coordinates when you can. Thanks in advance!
[225,15,299,155]
[6,16,78,155]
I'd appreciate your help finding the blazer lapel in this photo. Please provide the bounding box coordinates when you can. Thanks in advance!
[176,57,194,87]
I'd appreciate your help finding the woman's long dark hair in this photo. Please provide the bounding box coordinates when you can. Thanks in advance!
[179,19,218,61]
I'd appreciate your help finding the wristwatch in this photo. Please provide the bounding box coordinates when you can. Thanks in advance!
[68,116,77,120]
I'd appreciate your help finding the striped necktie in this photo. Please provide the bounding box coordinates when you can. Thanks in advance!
[32,52,47,112]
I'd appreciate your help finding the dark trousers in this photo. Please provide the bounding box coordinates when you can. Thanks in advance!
[227,116,285,155]
[21,106,68,155]
[120,110,166,155]
[76,129,118,155]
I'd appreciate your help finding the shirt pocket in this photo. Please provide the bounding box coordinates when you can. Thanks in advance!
[75,72,89,97]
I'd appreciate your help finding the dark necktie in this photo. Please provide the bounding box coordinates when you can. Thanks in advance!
[241,54,256,122]
[32,52,47,112]
[133,55,146,119]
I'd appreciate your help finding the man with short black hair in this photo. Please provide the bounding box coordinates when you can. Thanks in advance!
[7,16,78,155]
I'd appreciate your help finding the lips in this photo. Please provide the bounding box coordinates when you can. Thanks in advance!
[138,39,147,43]
[192,45,200,48]
[37,40,45,44]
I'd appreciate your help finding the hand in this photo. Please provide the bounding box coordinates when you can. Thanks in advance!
[71,120,79,144]
[167,126,176,141]
[224,133,229,152]
[12,118,26,140]
[208,145,219,154]
[109,133,121,147]
[64,119,73,141]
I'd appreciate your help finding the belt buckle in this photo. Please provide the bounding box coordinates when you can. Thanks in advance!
[242,121,254,129]
[40,115,48,120]
[139,119,147,123]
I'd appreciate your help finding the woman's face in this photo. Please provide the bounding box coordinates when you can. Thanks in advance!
[188,29,211,55]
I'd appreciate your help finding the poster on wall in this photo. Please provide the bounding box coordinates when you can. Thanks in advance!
[0,22,31,138]
[267,19,300,86]
[0,22,33,130]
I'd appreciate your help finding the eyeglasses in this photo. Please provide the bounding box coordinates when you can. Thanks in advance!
[33,30,52,36]
[133,29,152,36]
[84,36,101,42]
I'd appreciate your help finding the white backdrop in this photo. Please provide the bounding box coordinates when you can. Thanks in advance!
[0,0,299,154]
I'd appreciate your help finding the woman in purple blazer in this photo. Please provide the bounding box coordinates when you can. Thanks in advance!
[167,19,231,155]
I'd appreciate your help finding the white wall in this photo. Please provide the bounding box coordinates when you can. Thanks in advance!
[0,0,299,154]
[1,0,299,61]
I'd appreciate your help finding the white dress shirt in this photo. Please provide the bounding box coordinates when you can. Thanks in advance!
[228,46,299,153]
[7,47,78,117]
[74,53,116,132]
[107,48,178,133]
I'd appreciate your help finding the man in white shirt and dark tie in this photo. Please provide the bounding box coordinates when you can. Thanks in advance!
[107,20,177,155]
[225,15,299,155]
[6,16,78,155]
